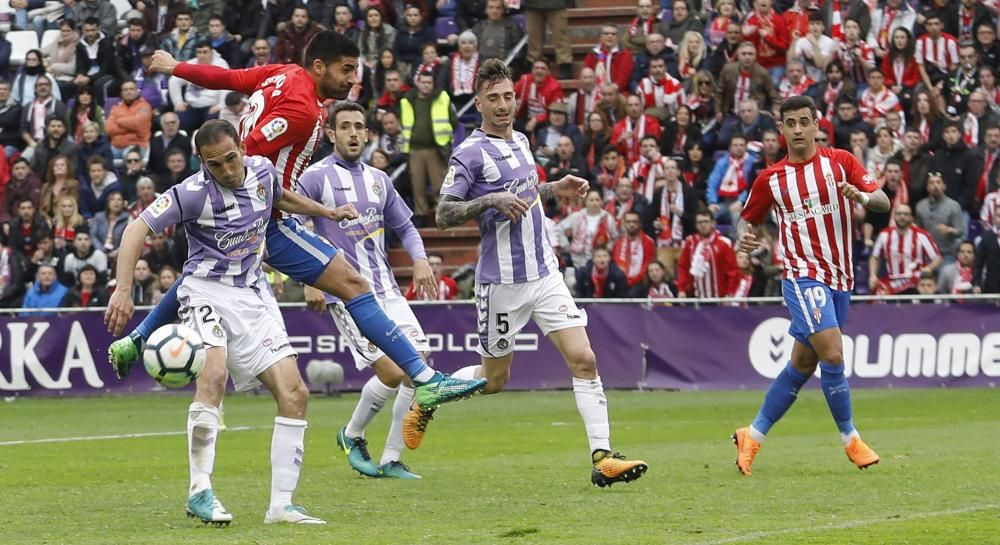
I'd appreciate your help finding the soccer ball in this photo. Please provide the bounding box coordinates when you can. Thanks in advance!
[143,324,207,388]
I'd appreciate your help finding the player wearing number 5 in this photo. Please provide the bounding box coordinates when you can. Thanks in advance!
[734,96,890,476]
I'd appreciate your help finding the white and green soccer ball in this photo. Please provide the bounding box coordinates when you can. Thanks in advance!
[143,324,206,388]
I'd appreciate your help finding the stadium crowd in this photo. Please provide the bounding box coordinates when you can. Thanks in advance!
[1,0,1000,313]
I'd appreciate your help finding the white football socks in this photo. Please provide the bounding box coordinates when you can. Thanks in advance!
[382,384,415,465]
[345,376,395,438]
[748,425,767,443]
[187,402,219,496]
[572,376,611,453]
[269,416,307,513]
[451,365,482,380]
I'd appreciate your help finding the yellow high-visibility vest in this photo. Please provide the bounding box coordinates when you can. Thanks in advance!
[400,92,452,153]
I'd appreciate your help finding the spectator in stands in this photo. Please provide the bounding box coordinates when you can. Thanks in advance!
[584,24,634,94]
[782,0,812,43]
[891,127,931,205]
[596,81,627,124]
[660,0,702,52]
[137,0,183,39]
[57,231,107,286]
[401,71,456,225]
[22,79,68,161]
[360,7,398,68]
[676,209,738,298]
[915,172,966,263]
[859,68,902,128]
[207,15,243,68]
[151,264,178,304]
[718,98,777,151]
[245,39,275,68]
[63,263,109,307]
[410,43,442,88]
[673,30,707,81]
[613,94,662,165]
[160,10,204,62]
[868,0,917,57]
[40,155,79,220]
[473,0,525,64]
[148,112,190,180]
[867,126,901,178]
[404,253,458,300]
[869,204,942,295]
[372,110,407,169]
[274,6,321,66]
[0,242,29,308]
[132,47,169,112]
[80,156,120,217]
[546,135,588,183]
[560,189,618,268]
[513,59,564,134]
[580,110,612,173]
[978,125,1000,199]
[631,32,670,93]
[106,81,153,160]
[777,59,814,102]
[116,19,157,93]
[524,0,573,79]
[963,91,999,148]
[333,4,362,43]
[680,139,709,199]
[625,0,661,54]
[143,230,182,273]
[612,210,655,287]
[52,195,86,252]
[975,23,1000,70]
[13,50,62,108]
[789,11,836,83]
[169,42,228,133]
[705,0,738,49]
[916,13,959,92]
[395,5,436,70]
[575,246,628,298]
[29,116,76,178]
[20,264,67,316]
[219,92,247,130]
[535,102,580,163]
[648,158,695,276]
[2,160,43,223]
[637,56,684,122]
[839,19,878,85]
[4,198,50,257]
[606,176,649,231]
[90,189,129,260]
[67,86,104,144]
[910,89,946,149]
[683,71,716,128]
[127,176,159,220]
[883,27,919,108]
[128,258,156,305]
[0,81,23,156]
[156,148,194,193]
[568,67,600,128]
[938,240,976,295]
[627,135,666,202]
[974,204,1000,293]
[11,0,48,38]
[832,96,874,150]
[715,42,780,123]
[76,121,114,186]
[706,133,755,225]
[117,147,148,203]
[456,0,488,32]
[591,145,626,200]
[930,122,981,217]
[741,0,789,80]
[25,230,60,279]
[77,0,117,38]
[440,31,480,113]
[373,49,402,98]
[748,128,783,186]
[705,21,743,76]
[43,20,79,99]
[629,259,673,298]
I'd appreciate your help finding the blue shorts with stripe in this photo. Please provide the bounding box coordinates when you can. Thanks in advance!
[265,217,338,286]
[782,277,850,347]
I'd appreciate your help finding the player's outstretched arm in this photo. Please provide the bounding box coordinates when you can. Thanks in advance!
[539,175,589,202]
[436,193,529,229]
[150,50,267,94]
[104,220,153,336]
[275,190,359,222]
[839,182,890,213]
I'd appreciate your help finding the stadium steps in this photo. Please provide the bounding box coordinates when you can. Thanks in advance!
[545,0,638,91]
[392,225,480,287]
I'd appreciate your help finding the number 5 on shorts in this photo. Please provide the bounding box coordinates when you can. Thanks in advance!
[496,313,509,335]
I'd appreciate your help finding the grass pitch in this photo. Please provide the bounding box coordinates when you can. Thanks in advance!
[0,388,997,545]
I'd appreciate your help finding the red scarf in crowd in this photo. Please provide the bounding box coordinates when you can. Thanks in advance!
[658,184,684,247]
[591,264,608,297]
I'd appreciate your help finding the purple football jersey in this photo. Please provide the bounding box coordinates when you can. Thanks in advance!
[441,129,559,285]
[296,155,417,303]
[140,155,282,289]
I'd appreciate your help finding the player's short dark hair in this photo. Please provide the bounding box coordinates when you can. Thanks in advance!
[779,96,817,121]
[475,58,513,94]
[329,101,367,126]
[194,120,240,152]
[304,31,361,66]
[83,16,100,27]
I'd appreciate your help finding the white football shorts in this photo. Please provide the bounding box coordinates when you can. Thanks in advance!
[475,272,588,358]
[177,275,297,392]
[327,292,430,370]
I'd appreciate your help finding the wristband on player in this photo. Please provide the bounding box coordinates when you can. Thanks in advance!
[861,192,871,207]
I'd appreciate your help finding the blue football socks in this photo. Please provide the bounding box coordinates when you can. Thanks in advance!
[134,279,182,341]
[344,292,435,383]
[751,362,811,437]
[819,362,856,441]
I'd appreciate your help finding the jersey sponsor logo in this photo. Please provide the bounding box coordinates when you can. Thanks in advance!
[215,217,267,251]
[214,203,237,214]
[148,194,172,217]
[442,166,456,188]
[502,170,540,195]
[261,117,288,142]
[339,206,383,231]
[788,197,840,221]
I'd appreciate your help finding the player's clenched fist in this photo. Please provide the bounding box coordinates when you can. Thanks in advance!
[326,203,359,222]
[551,175,589,197]
[838,182,867,205]
[149,50,180,76]
[488,192,530,222]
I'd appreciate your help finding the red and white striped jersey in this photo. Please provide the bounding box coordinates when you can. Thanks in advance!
[742,147,879,291]
[637,74,685,113]
[914,33,959,72]
[872,225,940,279]
[980,190,1000,226]
[858,87,903,124]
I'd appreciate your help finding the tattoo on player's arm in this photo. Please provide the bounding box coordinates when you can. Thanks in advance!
[537,182,555,202]
[865,189,891,213]
[436,194,495,229]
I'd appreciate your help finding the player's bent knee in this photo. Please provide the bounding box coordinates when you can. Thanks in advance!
[280,378,310,417]
[819,350,844,366]
[315,255,370,300]
[568,347,598,378]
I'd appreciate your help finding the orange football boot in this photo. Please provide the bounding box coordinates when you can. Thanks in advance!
[732,427,761,476]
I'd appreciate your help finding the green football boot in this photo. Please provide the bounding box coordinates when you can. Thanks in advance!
[379,461,422,480]
[108,332,144,379]
[185,489,233,526]
[413,373,486,409]
[336,426,381,477]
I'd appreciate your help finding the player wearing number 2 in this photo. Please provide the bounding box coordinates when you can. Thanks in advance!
[734,95,889,476]
[402,59,648,488]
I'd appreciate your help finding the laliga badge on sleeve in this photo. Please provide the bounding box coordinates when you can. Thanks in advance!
[443,166,456,188]
[148,194,172,217]
[261,117,288,142]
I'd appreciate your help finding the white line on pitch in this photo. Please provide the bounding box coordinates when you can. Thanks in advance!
[0,426,257,446]
[686,504,999,545]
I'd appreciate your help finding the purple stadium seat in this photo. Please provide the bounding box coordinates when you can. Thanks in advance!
[103,97,120,118]
[435,17,458,43]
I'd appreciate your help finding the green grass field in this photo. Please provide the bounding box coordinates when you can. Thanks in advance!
[1,388,997,545]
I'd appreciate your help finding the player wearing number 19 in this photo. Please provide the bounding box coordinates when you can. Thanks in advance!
[734,95,890,476]
[406,59,648,488]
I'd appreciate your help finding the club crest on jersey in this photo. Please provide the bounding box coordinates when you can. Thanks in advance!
[261,117,288,142]
[497,338,509,350]
[257,182,267,201]
[824,173,836,188]
[213,324,224,338]
[371,181,383,197]
[148,194,172,217]
[812,306,822,324]
[443,166,456,188]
